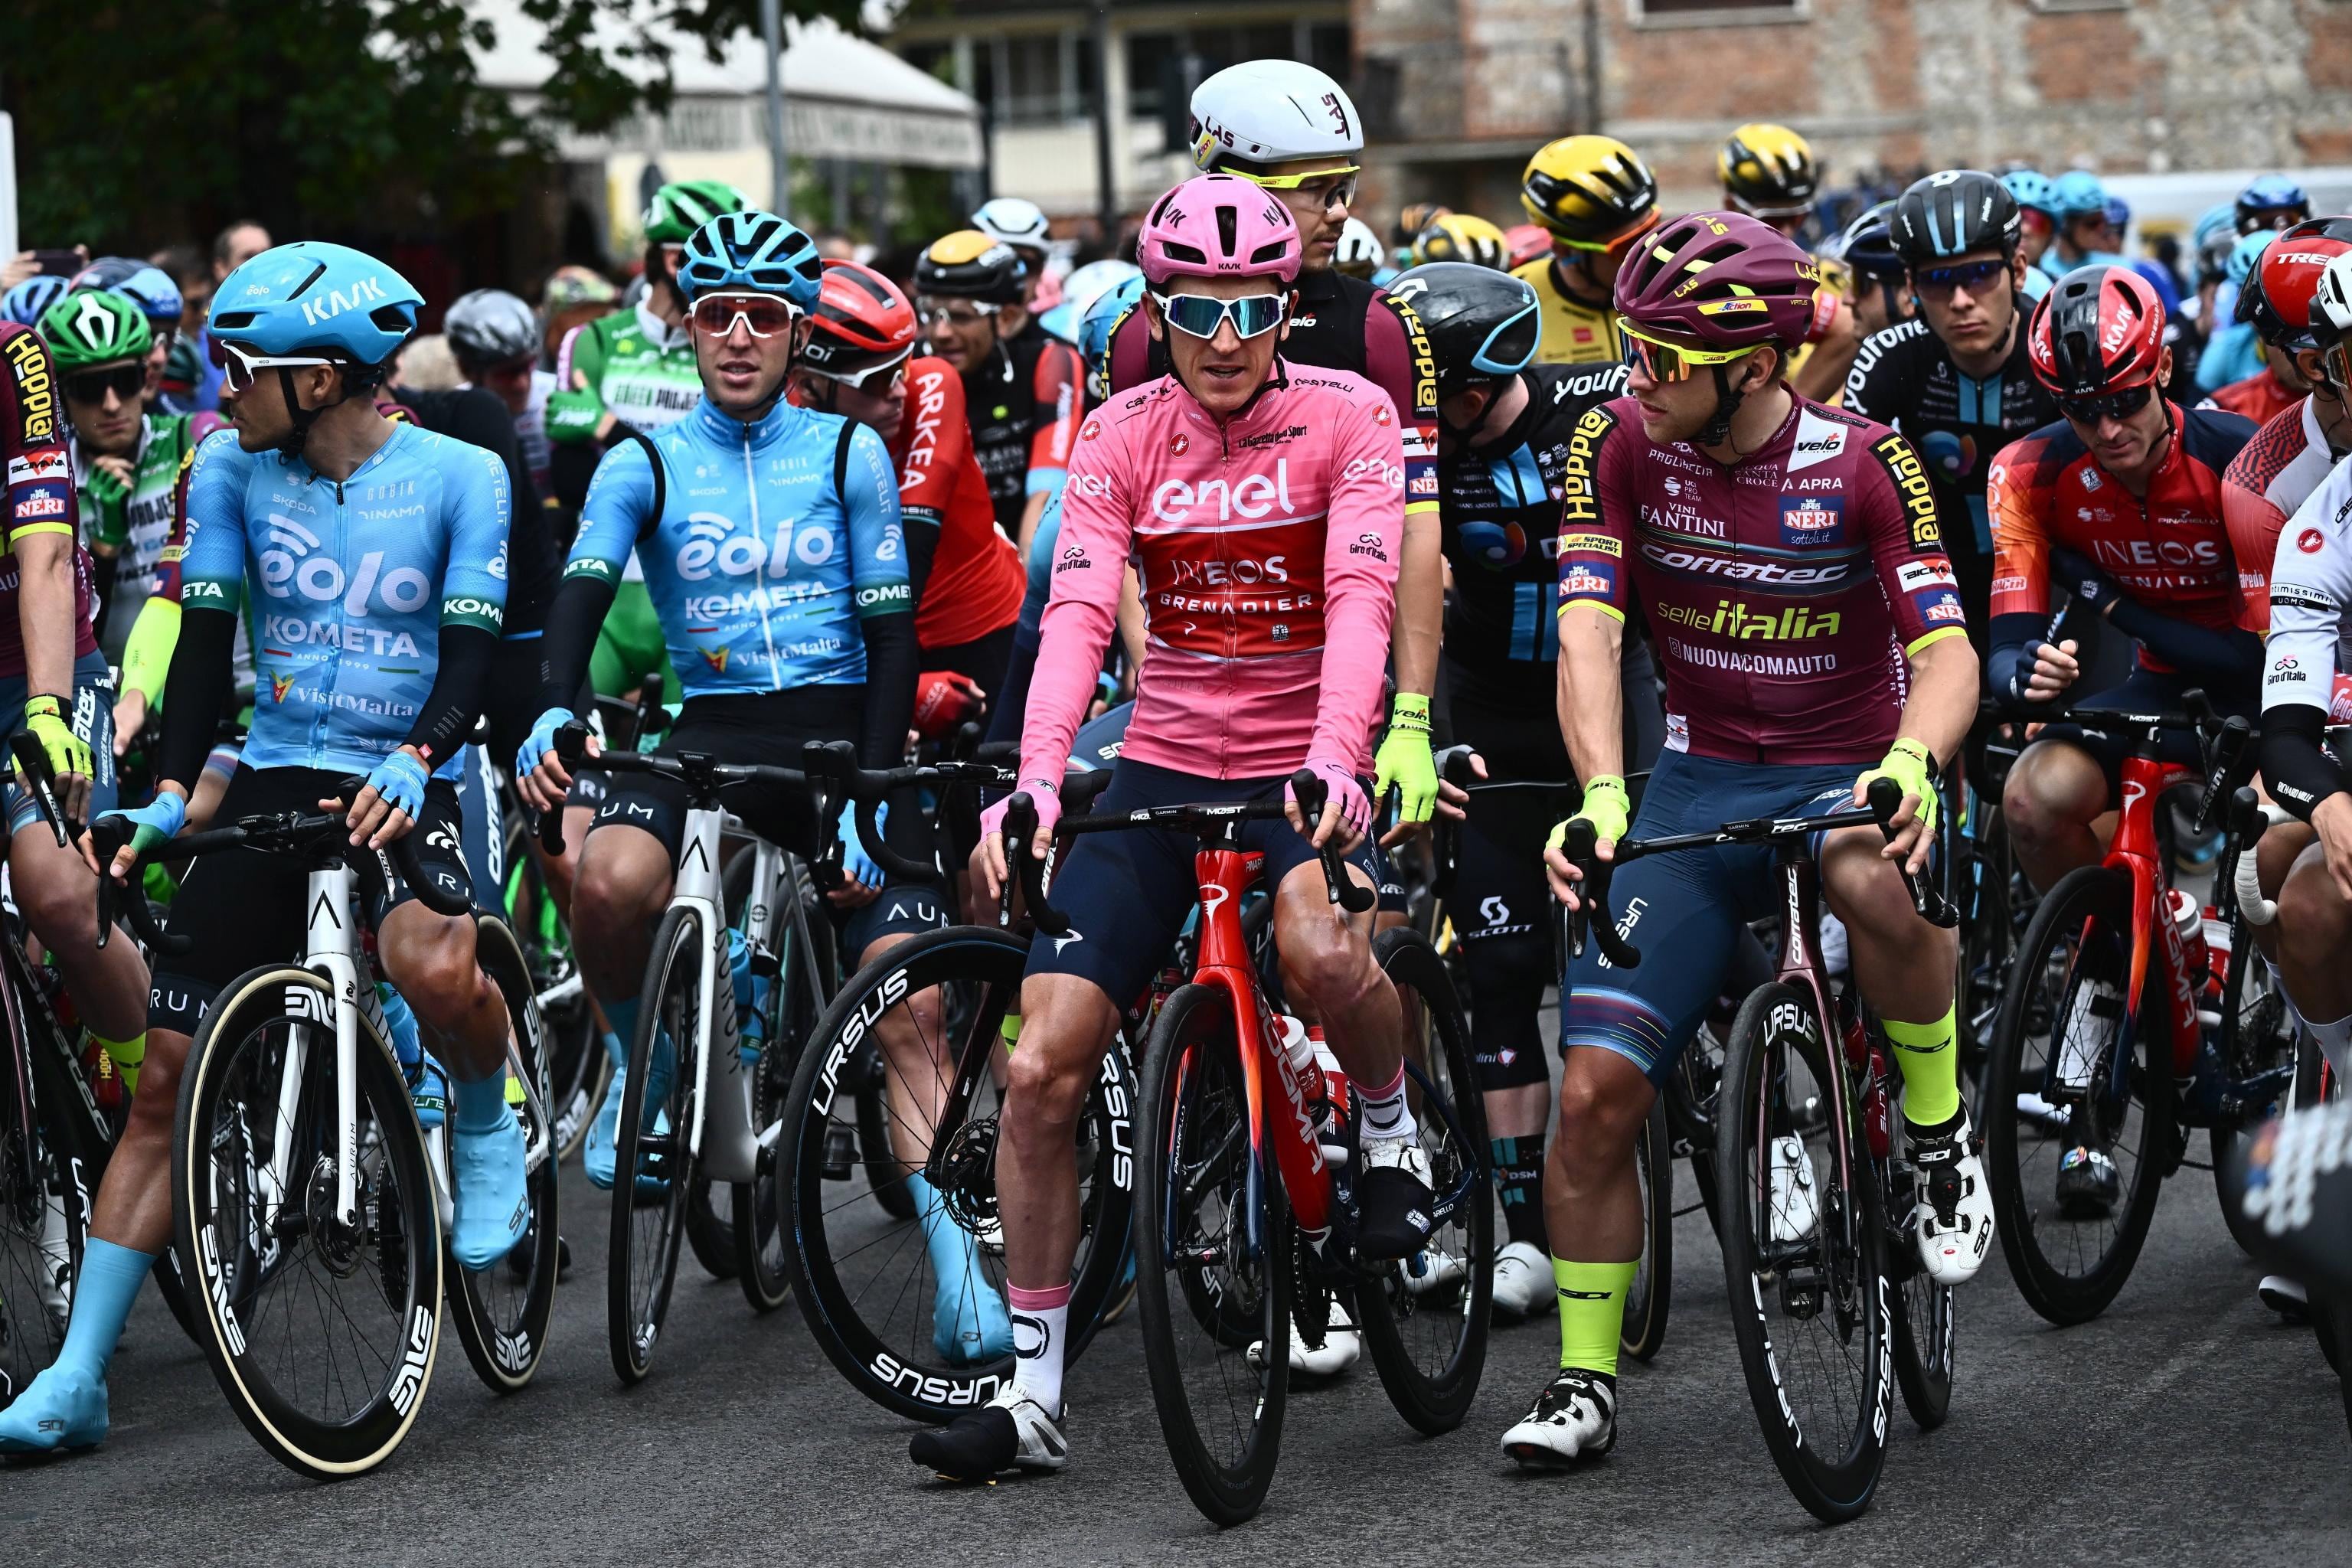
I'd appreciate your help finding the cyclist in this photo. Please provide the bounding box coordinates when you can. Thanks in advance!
[0,243,524,1456]
[1718,122,1818,239]
[1833,201,1913,341]
[1334,216,1388,282]
[1381,260,1648,1321]
[2200,232,2280,400]
[2004,170,2061,273]
[2239,174,2312,235]
[1844,171,2061,645]
[916,176,1411,1481]
[1413,213,1511,271]
[2041,172,2132,277]
[1506,211,1986,1468]
[972,195,1059,311]
[103,266,185,413]
[1513,134,1661,368]
[789,259,1022,733]
[913,230,1082,556]
[445,288,558,519]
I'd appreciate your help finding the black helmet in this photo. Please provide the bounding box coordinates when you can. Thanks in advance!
[1891,170,2021,267]
[913,230,1028,305]
[1838,200,1905,284]
[1383,262,1541,397]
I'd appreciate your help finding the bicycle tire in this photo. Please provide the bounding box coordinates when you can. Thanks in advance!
[1357,926,1491,1429]
[1883,1008,1955,1432]
[0,1041,79,1413]
[729,847,825,1314]
[855,1037,918,1222]
[2210,910,2295,1259]
[1984,864,2171,1326]
[781,925,1135,1422]
[607,905,703,1384]
[172,966,441,1478]
[1717,981,1892,1524]
[1135,981,1289,1527]
[1621,1094,1673,1364]
[499,807,599,1163]
[443,916,561,1393]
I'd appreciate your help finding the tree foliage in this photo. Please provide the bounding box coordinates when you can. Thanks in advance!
[5,0,864,251]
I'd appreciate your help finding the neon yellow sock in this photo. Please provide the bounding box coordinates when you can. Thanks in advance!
[93,1031,145,1096]
[1884,1004,1960,1128]
[1553,1257,1636,1377]
[1001,1012,1022,1050]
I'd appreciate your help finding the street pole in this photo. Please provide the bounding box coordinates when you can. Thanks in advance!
[1581,0,1603,134]
[1091,0,1119,243]
[760,0,789,215]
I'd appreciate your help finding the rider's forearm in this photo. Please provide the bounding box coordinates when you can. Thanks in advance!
[1557,606,1625,786]
[536,573,617,713]
[2102,598,2263,690]
[13,532,77,704]
[2261,702,2343,825]
[1390,512,1441,698]
[858,610,918,772]
[903,512,941,608]
[1985,611,2045,701]
[1896,632,1980,773]
[403,622,498,767]
[154,606,237,791]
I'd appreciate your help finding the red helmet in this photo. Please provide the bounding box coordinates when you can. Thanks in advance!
[802,260,916,381]
[1503,223,1553,270]
[2027,264,2165,397]
[1610,210,1821,350]
[2246,217,2352,350]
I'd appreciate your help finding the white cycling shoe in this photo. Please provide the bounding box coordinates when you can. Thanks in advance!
[1911,1107,1994,1285]
[1250,1299,1361,1378]
[2259,1274,2311,1321]
[1501,1367,1617,1468]
[1491,1240,1554,1321]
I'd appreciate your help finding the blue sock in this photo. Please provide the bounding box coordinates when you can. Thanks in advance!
[600,1030,626,1070]
[451,1070,509,1134]
[60,1238,156,1374]
[603,999,641,1062]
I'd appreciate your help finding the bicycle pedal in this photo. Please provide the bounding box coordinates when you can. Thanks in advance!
[822,1123,855,1181]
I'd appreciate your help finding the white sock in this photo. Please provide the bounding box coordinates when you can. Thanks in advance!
[1008,1282,1070,1416]
[1354,1062,1418,1145]
[2311,1013,2352,1085]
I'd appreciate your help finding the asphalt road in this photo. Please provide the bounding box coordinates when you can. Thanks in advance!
[8,1125,2347,1567]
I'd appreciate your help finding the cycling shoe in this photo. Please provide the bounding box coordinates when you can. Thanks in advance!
[0,1363,108,1457]
[452,1103,531,1269]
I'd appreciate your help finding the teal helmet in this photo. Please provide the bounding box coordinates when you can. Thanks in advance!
[2000,170,2060,219]
[2226,230,2275,289]
[208,242,422,368]
[2051,170,2108,217]
[1,274,70,328]
[1078,273,1145,403]
[677,211,822,309]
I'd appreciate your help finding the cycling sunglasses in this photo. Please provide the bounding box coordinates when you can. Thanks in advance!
[65,364,149,406]
[1230,165,1360,211]
[1910,258,2007,300]
[1619,322,1753,384]
[915,298,1003,328]
[804,349,911,396]
[688,292,799,338]
[1150,290,1288,341]
[2058,383,2154,426]
[208,337,334,394]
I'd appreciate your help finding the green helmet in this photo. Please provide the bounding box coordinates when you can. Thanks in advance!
[38,289,152,371]
[642,180,750,244]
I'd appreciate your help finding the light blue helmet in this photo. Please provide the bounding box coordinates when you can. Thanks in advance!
[113,266,185,328]
[2226,230,2275,289]
[1038,258,1142,345]
[0,273,70,328]
[1078,274,1146,403]
[2000,170,2059,218]
[208,241,422,367]
[2051,170,2108,217]
[676,211,822,308]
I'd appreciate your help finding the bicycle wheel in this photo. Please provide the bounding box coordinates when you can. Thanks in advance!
[1621,1094,1673,1364]
[607,905,704,1384]
[1135,982,1289,1527]
[1885,1021,1954,1432]
[172,967,441,1478]
[443,916,560,1393]
[781,925,1134,1421]
[0,1052,80,1413]
[2212,921,2296,1257]
[1357,926,1491,1431]
[1984,864,2171,1325]
[1717,981,1893,1525]
[1670,1018,1727,1237]
[730,851,828,1313]
[500,808,599,1162]
[855,1037,919,1222]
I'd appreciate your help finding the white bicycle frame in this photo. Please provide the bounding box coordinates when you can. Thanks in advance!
[671,803,786,1185]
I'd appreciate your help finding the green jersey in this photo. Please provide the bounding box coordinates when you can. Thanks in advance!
[75,410,220,659]
[554,303,700,436]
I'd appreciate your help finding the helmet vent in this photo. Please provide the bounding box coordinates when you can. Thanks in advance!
[1216,204,1240,260]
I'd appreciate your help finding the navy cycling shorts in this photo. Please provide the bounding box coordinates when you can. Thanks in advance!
[2029,665,2257,795]
[1025,757,1385,1012]
[0,650,116,836]
[1558,749,1860,1085]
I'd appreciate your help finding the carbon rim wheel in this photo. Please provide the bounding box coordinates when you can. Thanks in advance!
[0,1060,79,1415]
[173,968,441,1478]
[1135,982,1288,1527]
[607,906,702,1384]
[500,810,598,1162]
[1620,1094,1673,1364]
[1717,981,1891,1524]
[730,850,827,1313]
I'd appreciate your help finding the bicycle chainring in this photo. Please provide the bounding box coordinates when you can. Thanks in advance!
[933,1114,1000,1233]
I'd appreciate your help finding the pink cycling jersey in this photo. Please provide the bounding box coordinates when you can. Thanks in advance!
[1020,364,1406,785]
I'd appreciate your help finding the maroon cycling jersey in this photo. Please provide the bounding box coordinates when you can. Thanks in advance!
[1557,394,1965,766]
[0,322,96,678]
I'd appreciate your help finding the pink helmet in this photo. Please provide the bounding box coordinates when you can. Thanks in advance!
[1612,210,1822,349]
[1137,175,1302,286]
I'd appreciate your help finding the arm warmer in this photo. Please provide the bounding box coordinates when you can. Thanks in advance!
[2260,701,2344,823]
[154,606,237,792]
[858,610,918,773]
[903,513,940,609]
[2102,598,2264,691]
[402,622,501,766]
[535,573,619,714]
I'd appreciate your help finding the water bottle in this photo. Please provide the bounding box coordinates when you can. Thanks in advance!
[2167,887,2209,989]
[1276,1014,1328,1132]
[727,929,768,1066]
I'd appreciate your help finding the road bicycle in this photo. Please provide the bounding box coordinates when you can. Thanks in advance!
[1011,771,1487,1525]
[96,790,558,1477]
[1560,777,1957,1524]
[1983,694,2296,1325]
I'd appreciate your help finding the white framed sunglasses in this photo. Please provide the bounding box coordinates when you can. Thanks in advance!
[208,338,335,394]
[1149,290,1288,341]
[688,292,803,338]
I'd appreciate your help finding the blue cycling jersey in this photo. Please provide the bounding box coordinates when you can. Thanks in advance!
[181,423,510,774]
[567,394,909,699]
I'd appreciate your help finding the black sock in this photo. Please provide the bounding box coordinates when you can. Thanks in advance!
[1491,1133,1550,1251]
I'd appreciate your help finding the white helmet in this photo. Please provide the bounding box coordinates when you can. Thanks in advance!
[1189,59,1363,172]
[972,197,1050,254]
[2311,250,2352,385]
[1334,217,1384,278]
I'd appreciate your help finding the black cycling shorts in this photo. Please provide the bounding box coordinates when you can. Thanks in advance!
[2032,665,2258,794]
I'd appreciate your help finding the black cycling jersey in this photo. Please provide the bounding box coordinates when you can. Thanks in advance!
[962,319,1080,536]
[1436,361,1631,700]
[389,382,558,637]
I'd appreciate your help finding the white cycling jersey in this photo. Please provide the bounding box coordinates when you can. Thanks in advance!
[2259,444,2352,720]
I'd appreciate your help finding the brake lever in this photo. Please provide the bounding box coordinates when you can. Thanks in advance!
[8,732,68,848]
[1287,769,1375,915]
[1001,793,1066,936]
[1561,819,1638,968]
[1867,775,1958,929]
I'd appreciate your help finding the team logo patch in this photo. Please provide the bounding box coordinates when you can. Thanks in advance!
[13,482,68,521]
[269,672,296,704]
[1560,562,1615,599]
[1170,433,1189,456]
[1374,404,1392,426]
[1896,558,1957,595]
[702,647,730,674]
[1779,495,1844,546]
[1080,420,1101,441]
[2300,528,2326,554]
[1915,590,1965,624]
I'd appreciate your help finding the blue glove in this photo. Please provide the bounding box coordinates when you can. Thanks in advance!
[838,800,887,891]
[365,749,429,822]
[514,706,577,782]
[97,791,186,859]
[2049,546,2123,617]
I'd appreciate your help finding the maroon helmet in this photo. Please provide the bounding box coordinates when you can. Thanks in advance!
[2027,264,2165,397]
[1611,210,1822,349]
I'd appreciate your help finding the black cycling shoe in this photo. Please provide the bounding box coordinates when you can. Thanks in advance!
[1354,1136,1436,1261]
[909,1387,1068,1481]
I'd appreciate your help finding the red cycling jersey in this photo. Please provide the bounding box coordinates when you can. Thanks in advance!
[2221,395,2340,635]
[1987,403,2254,672]
[2203,365,2301,430]
[1557,394,1965,766]
[890,355,1023,652]
[0,321,96,678]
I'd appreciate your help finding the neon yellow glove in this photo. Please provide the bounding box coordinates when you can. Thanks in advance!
[19,694,91,785]
[1549,773,1630,856]
[1857,739,1939,832]
[1373,692,1439,827]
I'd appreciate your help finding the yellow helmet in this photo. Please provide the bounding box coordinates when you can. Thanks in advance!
[1719,123,1818,219]
[1395,202,1453,248]
[1414,213,1511,271]
[1519,135,1661,250]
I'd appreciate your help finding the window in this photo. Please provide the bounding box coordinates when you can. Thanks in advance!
[998,34,1069,126]
[1125,21,1355,125]
[1635,0,1802,18]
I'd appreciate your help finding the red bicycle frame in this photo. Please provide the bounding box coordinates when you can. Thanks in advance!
[2103,753,2204,1076]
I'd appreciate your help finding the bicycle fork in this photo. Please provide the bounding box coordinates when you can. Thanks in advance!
[674,807,769,1184]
